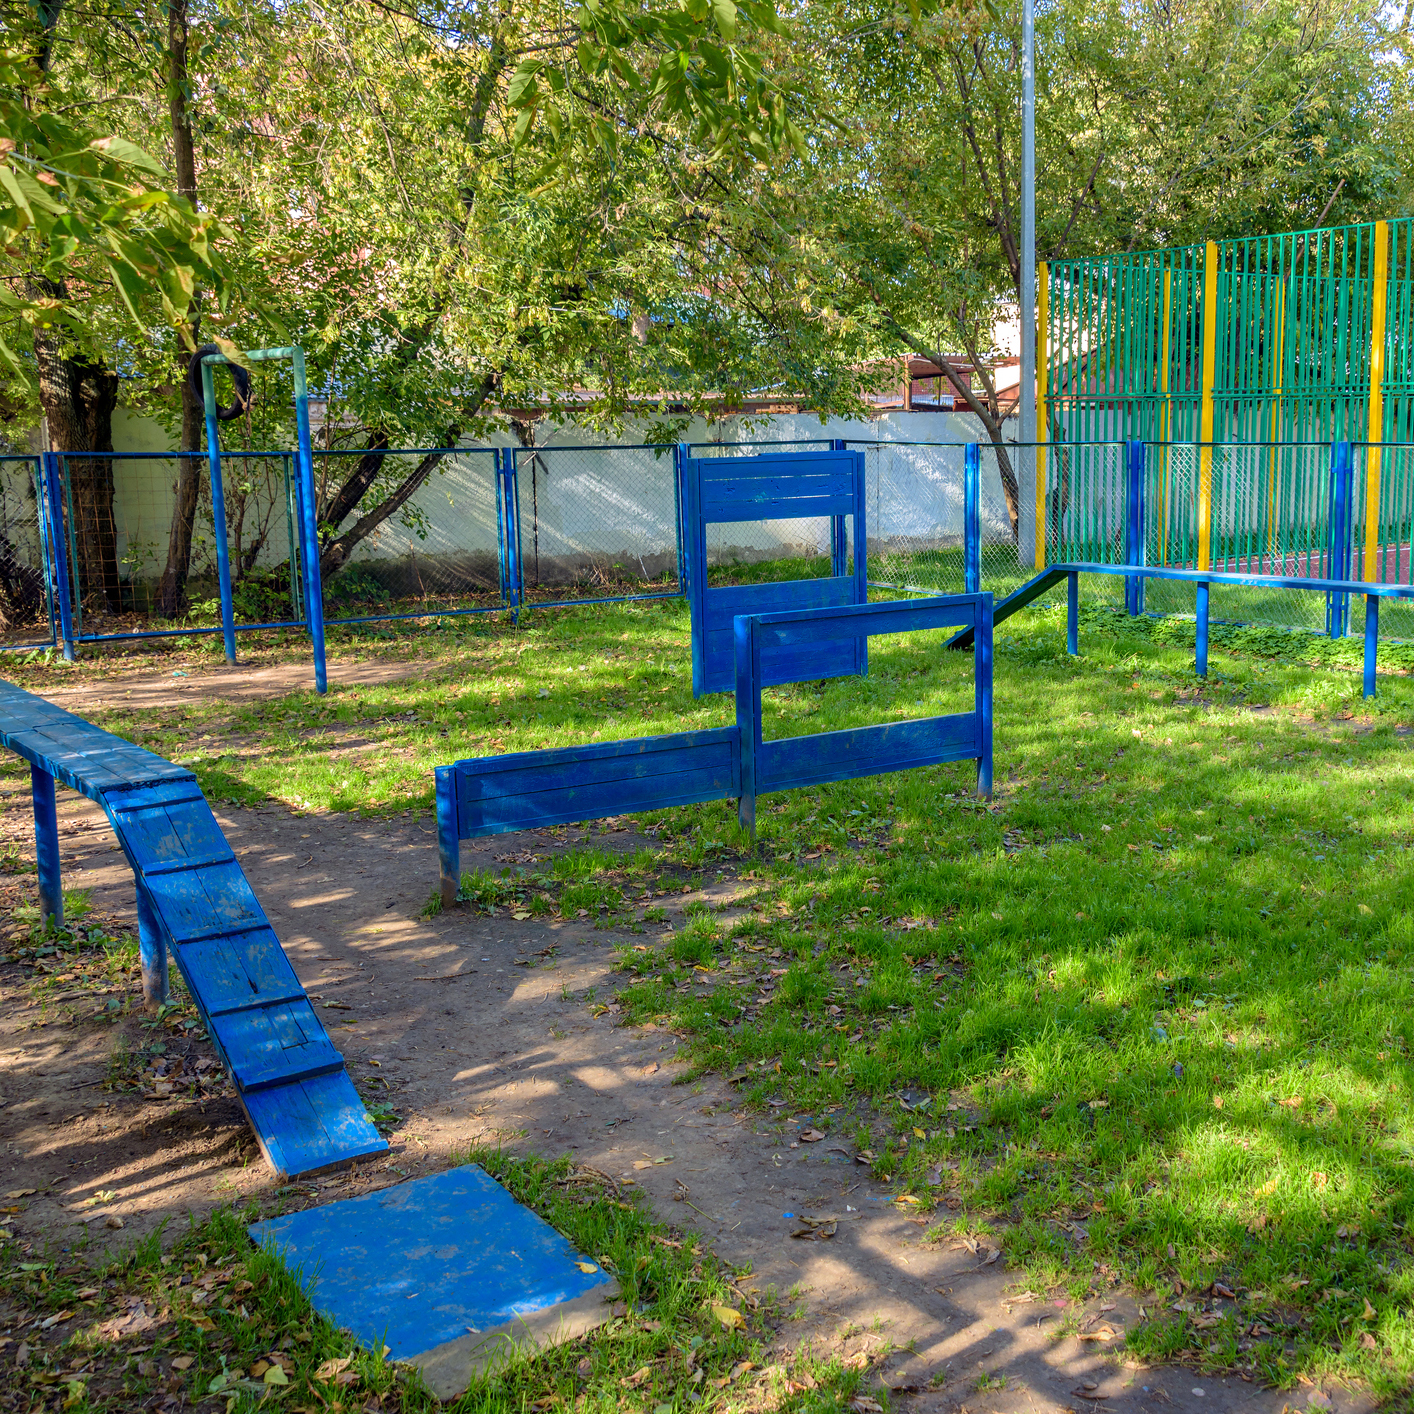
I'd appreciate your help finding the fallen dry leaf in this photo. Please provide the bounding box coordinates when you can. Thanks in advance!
[3,1189,35,1199]
[314,1355,354,1381]
[711,1305,745,1330]
[798,1129,825,1143]
[171,1357,195,1372]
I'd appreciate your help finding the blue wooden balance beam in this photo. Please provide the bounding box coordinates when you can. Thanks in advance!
[435,594,993,901]
[0,680,385,1178]
[947,563,1414,698]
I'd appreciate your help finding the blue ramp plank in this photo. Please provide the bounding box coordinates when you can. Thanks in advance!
[0,680,386,1179]
[248,1165,617,1385]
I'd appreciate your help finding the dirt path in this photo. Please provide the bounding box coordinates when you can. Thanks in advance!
[26,655,425,713]
[0,789,1366,1414]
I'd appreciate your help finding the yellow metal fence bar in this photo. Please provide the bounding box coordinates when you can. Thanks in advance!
[1198,240,1218,569]
[1036,260,1050,570]
[1364,219,1390,581]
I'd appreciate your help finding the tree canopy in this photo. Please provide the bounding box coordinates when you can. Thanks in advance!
[1,0,1409,597]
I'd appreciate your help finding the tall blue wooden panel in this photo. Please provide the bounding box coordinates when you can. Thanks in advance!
[682,449,869,696]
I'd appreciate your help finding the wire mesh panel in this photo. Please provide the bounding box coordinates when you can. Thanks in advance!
[510,445,680,605]
[977,443,1029,599]
[0,456,53,649]
[847,441,965,593]
[321,448,501,621]
[58,451,304,638]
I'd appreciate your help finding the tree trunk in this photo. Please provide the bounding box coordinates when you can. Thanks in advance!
[30,287,122,613]
[885,318,1021,543]
[156,0,204,618]
[318,428,463,580]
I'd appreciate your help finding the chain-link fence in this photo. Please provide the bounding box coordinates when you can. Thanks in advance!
[0,455,55,649]
[510,444,682,607]
[15,434,1414,659]
[56,450,304,641]
[316,447,501,625]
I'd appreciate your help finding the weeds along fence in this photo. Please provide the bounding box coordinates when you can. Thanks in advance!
[5,436,1414,659]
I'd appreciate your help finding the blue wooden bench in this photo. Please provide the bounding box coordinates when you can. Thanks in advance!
[0,681,385,1179]
[947,563,1414,697]
[435,593,992,901]
[683,449,869,696]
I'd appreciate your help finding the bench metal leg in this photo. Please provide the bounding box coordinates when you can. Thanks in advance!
[136,882,168,1007]
[1195,581,1209,677]
[1365,595,1379,698]
[1066,571,1079,655]
[435,767,460,908]
[31,765,61,929]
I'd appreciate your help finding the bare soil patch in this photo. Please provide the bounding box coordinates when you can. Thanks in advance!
[0,782,1371,1414]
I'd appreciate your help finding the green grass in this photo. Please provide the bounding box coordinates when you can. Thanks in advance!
[10,594,1414,1393]
[3,1152,873,1413]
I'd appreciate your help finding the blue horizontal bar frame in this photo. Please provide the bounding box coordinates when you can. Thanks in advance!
[734,593,993,834]
[950,561,1414,698]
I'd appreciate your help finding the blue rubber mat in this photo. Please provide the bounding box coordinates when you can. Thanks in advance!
[248,1166,615,1361]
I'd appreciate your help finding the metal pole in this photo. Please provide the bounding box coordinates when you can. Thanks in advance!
[1019,0,1036,453]
[41,454,74,661]
[290,348,327,694]
[199,362,238,666]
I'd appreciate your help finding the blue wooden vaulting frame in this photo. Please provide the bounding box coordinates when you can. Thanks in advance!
[682,448,869,697]
[0,679,385,1178]
[435,593,993,902]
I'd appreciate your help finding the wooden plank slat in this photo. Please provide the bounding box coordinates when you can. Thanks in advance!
[758,714,979,793]
[455,729,740,836]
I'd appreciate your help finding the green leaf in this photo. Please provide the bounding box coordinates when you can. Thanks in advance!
[88,135,168,179]
[507,60,544,108]
[711,0,737,40]
[0,164,34,225]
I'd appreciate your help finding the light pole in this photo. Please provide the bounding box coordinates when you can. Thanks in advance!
[1019,0,1036,451]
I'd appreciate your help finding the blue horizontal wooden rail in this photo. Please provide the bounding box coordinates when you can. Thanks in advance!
[947,562,1414,698]
[0,680,385,1178]
[436,593,993,899]
[683,449,869,696]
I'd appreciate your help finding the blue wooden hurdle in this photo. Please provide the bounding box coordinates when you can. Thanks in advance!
[0,679,385,1178]
[435,593,992,902]
[682,448,869,696]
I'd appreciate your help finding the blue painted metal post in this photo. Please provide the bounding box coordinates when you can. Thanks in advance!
[41,453,74,661]
[135,883,168,1007]
[964,443,981,594]
[975,591,993,799]
[672,443,688,592]
[1364,595,1379,699]
[31,765,61,928]
[1195,580,1210,677]
[1326,441,1354,639]
[289,349,327,694]
[497,449,523,618]
[735,615,762,838]
[1125,439,1146,616]
[1066,571,1079,655]
[199,362,238,666]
